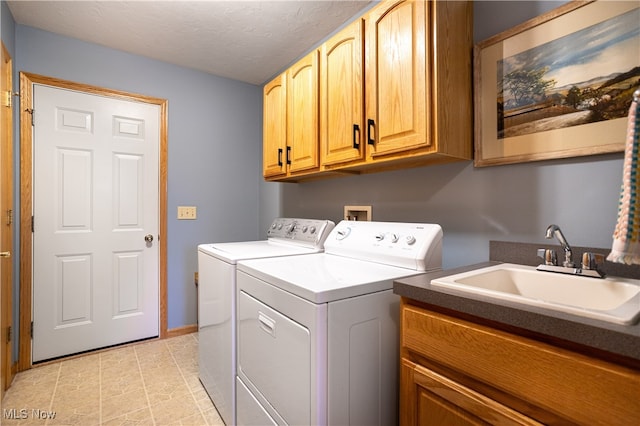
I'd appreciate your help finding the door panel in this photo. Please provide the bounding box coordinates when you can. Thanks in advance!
[32,84,159,362]
[58,148,92,230]
[57,254,92,325]
[113,251,143,316]
[114,154,143,227]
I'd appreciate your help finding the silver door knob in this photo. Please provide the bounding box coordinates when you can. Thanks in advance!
[0,251,10,258]
[144,234,154,243]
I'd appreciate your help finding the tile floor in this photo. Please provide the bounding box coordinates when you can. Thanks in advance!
[1,333,224,425]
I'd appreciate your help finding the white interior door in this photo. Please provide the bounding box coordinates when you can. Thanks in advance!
[32,84,159,362]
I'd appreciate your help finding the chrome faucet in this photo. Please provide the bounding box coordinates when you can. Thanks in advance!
[536,224,605,278]
[544,224,574,267]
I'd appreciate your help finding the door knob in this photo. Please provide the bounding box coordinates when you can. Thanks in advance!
[0,251,10,258]
[144,234,154,243]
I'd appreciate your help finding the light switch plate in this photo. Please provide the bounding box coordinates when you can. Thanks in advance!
[178,206,197,220]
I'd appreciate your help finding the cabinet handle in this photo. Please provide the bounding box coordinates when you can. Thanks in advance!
[367,119,375,145]
[286,146,292,165]
[353,124,360,149]
[277,148,283,167]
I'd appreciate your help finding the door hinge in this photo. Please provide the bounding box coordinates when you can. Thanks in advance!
[30,321,33,338]
[6,209,12,226]
[25,108,34,126]
[31,215,34,232]
[6,91,19,108]
[6,325,11,343]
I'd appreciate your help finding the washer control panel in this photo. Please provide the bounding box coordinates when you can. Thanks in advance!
[325,220,443,271]
[267,218,335,248]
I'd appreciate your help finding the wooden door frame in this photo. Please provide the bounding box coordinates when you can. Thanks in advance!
[1,41,14,396]
[18,72,168,370]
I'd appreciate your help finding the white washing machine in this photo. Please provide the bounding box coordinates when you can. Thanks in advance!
[235,220,443,426]
[197,218,335,426]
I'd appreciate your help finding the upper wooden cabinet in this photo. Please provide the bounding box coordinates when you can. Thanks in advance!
[263,74,287,178]
[263,51,320,180]
[264,0,473,181]
[363,0,472,166]
[287,51,320,175]
[320,19,365,167]
[365,0,428,158]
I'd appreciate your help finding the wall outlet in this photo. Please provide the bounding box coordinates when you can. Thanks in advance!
[177,206,197,220]
[344,205,372,221]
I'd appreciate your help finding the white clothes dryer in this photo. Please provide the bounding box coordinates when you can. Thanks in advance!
[235,220,443,426]
[197,218,334,426]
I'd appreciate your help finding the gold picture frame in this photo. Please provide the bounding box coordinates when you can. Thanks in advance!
[474,0,640,167]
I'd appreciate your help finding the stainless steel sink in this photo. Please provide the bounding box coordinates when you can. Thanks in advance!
[431,263,640,325]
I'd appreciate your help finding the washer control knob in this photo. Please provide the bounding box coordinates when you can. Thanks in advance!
[390,233,399,243]
[277,223,283,230]
[302,226,308,233]
[375,233,385,241]
[405,235,416,245]
[309,226,316,234]
[287,223,296,233]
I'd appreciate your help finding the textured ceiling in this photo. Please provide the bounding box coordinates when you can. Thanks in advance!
[6,0,373,85]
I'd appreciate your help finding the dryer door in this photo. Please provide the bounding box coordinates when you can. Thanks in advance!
[237,289,310,425]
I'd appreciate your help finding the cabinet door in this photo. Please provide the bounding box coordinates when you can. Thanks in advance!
[401,359,542,426]
[365,0,429,158]
[287,51,319,174]
[263,74,287,178]
[320,19,365,167]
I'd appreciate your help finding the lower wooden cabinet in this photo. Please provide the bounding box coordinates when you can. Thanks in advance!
[400,298,640,425]
[402,359,541,425]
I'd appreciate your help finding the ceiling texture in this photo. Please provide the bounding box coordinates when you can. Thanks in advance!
[7,0,373,85]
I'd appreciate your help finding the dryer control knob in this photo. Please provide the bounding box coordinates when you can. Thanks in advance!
[309,226,316,234]
[390,233,399,243]
[375,233,385,241]
[336,227,351,240]
[405,235,416,245]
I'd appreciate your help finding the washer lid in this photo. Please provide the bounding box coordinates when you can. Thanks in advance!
[198,241,321,263]
[237,253,420,303]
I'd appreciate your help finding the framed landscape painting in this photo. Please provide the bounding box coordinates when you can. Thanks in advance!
[474,0,640,167]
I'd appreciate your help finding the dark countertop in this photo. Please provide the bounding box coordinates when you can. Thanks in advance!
[394,261,640,366]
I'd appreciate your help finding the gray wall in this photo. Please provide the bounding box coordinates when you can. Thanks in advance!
[1,1,14,55]
[9,23,263,330]
[267,0,627,269]
[1,0,632,345]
